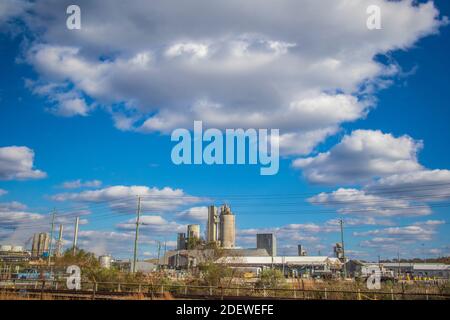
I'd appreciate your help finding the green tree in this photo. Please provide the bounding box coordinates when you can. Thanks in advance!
[54,248,99,269]
[256,269,285,289]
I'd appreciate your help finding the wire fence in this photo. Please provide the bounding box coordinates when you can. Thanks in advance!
[1,279,449,300]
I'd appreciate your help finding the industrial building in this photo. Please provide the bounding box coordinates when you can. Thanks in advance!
[219,204,236,248]
[165,248,271,269]
[383,262,450,279]
[333,243,344,260]
[187,224,200,240]
[206,204,236,248]
[298,245,307,256]
[206,205,219,243]
[256,233,277,256]
[31,232,50,258]
[177,233,187,250]
[216,256,342,277]
[177,224,201,250]
[164,204,346,277]
[0,245,30,263]
[345,261,450,279]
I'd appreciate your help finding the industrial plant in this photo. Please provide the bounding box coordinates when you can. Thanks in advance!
[157,204,450,281]
[1,203,449,282]
[177,204,236,251]
[163,204,345,277]
[0,203,449,301]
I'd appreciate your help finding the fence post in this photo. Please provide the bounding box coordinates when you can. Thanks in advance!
[161,285,164,295]
[293,288,297,299]
[391,288,394,300]
[236,287,239,297]
[301,279,305,299]
[138,284,142,293]
[117,283,121,292]
[401,281,405,300]
[184,285,187,295]
[425,289,429,300]
[357,289,361,300]
[324,288,328,300]
[209,286,213,296]
[40,281,45,300]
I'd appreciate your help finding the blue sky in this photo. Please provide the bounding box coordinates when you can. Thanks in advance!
[0,0,449,260]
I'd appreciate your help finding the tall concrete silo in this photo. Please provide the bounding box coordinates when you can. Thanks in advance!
[38,233,50,256]
[206,205,219,243]
[219,204,235,248]
[31,232,50,257]
[31,233,40,257]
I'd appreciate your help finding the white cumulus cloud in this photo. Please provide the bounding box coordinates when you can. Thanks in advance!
[51,185,203,213]
[4,0,444,156]
[0,146,47,180]
[293,130,423,184]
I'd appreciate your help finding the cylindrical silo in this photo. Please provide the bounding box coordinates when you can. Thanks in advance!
[187,224,200,240]
[99,255,112,269]
[31,233,40,257]
[12,246,23,252]
[219,205,235,248]
[38,233,50,256]
[0,245,12,252]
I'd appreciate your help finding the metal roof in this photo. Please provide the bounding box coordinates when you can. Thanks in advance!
[216,256,337,266]
[382,263,449,270]
[412,264,450,271]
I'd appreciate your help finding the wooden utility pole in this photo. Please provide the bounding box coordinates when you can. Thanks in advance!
[132,196,141,273]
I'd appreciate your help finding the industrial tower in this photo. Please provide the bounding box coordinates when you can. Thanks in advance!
[207,204,236,248]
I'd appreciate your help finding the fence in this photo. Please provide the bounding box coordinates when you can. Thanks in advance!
[1,279,449,300]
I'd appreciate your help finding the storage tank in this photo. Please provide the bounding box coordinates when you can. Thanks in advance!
[0,245,12,252]
[219,205,235,248]
[99,255,112,269]
[187,224,200,240]
[38,233,50,256]
[11,246,23,252]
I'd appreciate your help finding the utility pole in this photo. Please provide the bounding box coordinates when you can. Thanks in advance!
[56,224,64,257]
[48,209,56,266]
[132,196,141,273]
[72,216,79,256]
[340,219,347,279]
[164,241,167,256]
[157,241,161,270]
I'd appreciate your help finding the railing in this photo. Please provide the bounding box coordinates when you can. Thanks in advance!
[1,278,449,300]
